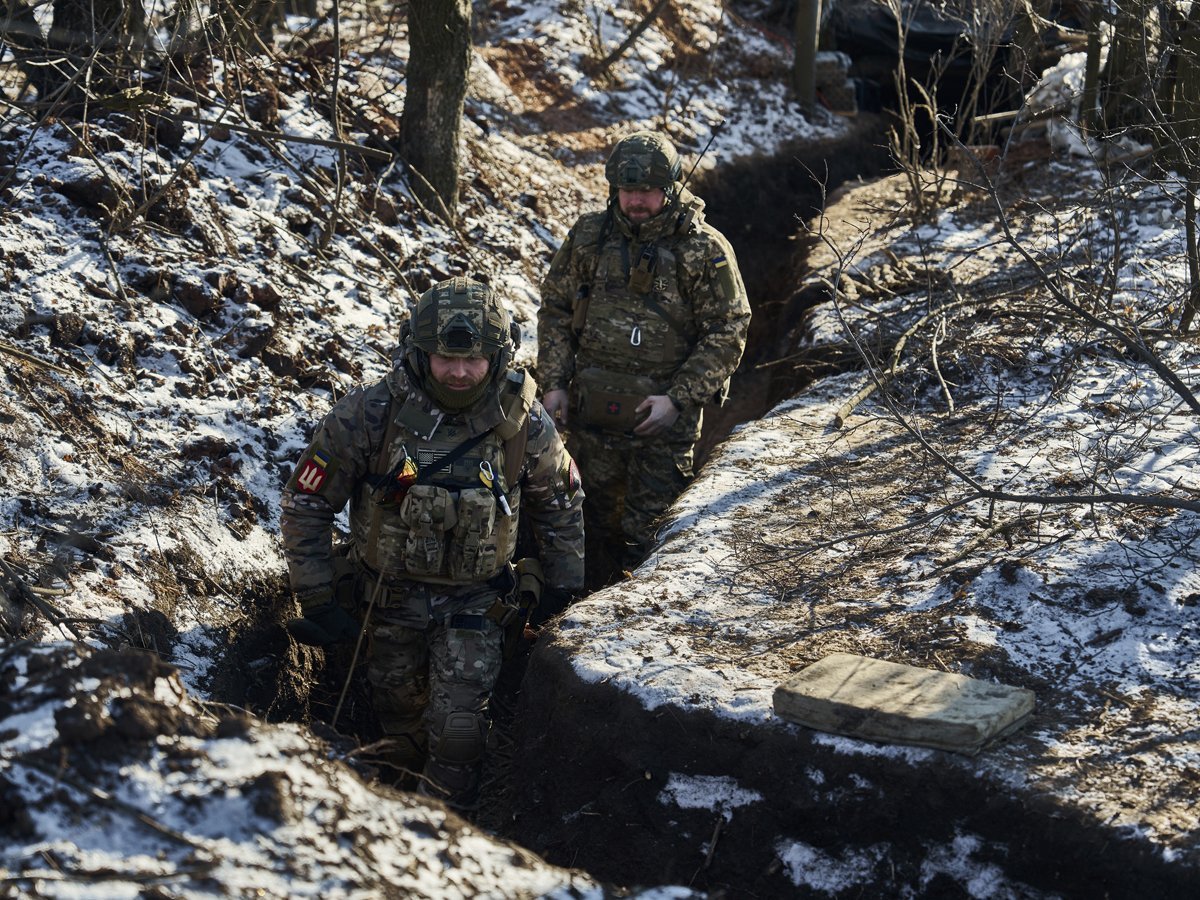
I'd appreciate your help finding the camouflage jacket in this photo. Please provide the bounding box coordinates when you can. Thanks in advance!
[280,365,585,604]
[538,187,750,433]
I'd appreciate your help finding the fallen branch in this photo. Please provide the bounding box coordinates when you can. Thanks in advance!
[0,556,85,643]
[591,0,671,76]
[170,111,392,161]
[18,756,214,855]
[938,117,1200,417]
[832,294,982,427]
[0,341,75,376]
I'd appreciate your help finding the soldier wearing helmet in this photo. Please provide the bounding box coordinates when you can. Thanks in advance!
[281,276,585,810]
[538,129,750,586]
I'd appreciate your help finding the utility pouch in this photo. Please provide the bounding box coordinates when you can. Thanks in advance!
[514,557,545,610]
[448,488,498,580]
[573,366,660,432]
[399,484,457,576]
[627,245,657,294]
[571,285,591,336]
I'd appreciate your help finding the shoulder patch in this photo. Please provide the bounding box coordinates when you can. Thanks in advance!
[712,249,739,302]
[291,447,337,494]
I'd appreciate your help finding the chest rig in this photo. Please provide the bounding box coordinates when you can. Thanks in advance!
[351,379,530,586]
[577,235,694,374]
[568,209,698,430]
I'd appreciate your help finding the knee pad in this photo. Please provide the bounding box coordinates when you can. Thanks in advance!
[433,711,485,765]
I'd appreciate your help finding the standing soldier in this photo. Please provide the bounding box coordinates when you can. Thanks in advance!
[538,129,750,585]
[280,276,584,810]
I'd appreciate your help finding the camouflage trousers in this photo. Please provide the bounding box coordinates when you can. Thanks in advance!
[365,591,504,805]
[566,426,692,588]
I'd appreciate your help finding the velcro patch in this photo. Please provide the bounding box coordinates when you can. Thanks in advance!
[294,449,332,494]
[713,252,738,302]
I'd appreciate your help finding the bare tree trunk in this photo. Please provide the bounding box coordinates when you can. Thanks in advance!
[399,0,471,224]
[1175,5,1200,331]
[1098,0,1158,134]
[792,0,821,109]
[1080,0,1103,135]
[0,1,52,94]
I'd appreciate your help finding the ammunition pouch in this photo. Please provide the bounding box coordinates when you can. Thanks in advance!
[573,366,661,432]
[399,485,457,576]
[448,488,499,581]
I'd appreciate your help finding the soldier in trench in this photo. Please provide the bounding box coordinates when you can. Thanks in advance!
[538,129,751,587]
[280,276,585,810]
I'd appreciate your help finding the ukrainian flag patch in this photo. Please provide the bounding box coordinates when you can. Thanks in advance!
[713,254,728,269]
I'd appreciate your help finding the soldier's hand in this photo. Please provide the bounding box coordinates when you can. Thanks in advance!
[543,388,569,426]
[633,395,680,436]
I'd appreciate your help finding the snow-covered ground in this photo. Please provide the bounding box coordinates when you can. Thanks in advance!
[0,1,845,895]
[4,0,1197,896]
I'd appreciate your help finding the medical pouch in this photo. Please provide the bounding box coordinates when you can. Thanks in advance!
[399,484,457,576]
[573,366,662,432]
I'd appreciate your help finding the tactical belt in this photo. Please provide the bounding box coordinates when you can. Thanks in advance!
[348,557,539,630]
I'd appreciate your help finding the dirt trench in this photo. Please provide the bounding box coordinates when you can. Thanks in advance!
[504,639,1188,899]
[198,115,902,887]
[693,113,892,465]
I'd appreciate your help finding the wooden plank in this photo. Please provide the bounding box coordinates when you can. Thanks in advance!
[773,653,1035,756]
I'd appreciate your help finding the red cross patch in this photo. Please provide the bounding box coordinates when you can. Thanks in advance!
[606,401,621,415]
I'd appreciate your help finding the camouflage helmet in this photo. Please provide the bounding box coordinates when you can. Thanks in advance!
[409,276,513,360]
[605,130,682,192]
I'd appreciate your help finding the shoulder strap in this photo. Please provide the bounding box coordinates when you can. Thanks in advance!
[572,209,615,337]
[414,430,490,485]
[364,396,402,570]
[502,422,529,489]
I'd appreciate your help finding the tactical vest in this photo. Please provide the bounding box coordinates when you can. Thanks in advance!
[569,215,698,431]
[578,235,694,376]
[349,374,532,585]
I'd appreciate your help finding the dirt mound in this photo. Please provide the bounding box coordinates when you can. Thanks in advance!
[0,639,623,897]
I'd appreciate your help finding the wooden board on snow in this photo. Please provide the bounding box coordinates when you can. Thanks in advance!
[773,652,1035,756]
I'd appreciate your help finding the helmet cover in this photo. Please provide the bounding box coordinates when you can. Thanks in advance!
[410,277,511,359]
[605,130,682,191]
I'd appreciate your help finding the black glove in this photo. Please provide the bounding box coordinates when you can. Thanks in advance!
[287,595,361,647]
